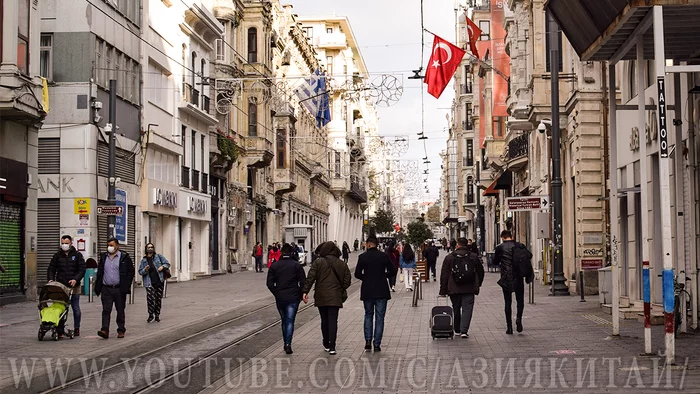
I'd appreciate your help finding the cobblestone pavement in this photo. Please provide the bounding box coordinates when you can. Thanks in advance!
[201,256,700,394]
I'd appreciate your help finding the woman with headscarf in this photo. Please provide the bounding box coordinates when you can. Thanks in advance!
[302,241,351,355]
[137,243,170,322]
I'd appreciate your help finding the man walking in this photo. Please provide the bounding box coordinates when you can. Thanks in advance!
[95,238,134,339]
[267,244,307,354]
[493,230,533,334]
[354,235,396,352]
[439,238,484,338]
[47,235,86,337]
[253,242,264,272]
[423,241,439,281]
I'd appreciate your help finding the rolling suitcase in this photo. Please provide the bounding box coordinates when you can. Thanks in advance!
[431,297,454,339]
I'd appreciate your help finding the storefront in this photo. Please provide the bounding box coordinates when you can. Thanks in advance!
[178,189,211,280]
[0,158,28,303]
[140,181,179,281]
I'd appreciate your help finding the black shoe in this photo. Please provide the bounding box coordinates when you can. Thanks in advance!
[506,326,513,335]
[516,320,523,333]
[147,315,154,323]
[284,344,293,354]
[155,315,160,322]
[74,328,80,337]
[433,277,437,282]
[365,340,372,350]
[374,345,381,352]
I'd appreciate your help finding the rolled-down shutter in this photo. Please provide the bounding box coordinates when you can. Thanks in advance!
[0,202,23,293]
[37,199,60,289]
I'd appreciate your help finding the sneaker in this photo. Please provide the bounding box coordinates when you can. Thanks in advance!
[408,288,414,292]
[284,344,293,355]
[74,328,80,337]
[374,344,381,352]
[58,333,65,339]
[516,320,523,333]
[365,340,372,350]
[97,330,109,339]
[461,333,469,339]
[147,315,154,323]
[117,332,125,339]
[323,342,330,352]
[329,349,337,355]
[155,315,160,322]
[391,286,395,292]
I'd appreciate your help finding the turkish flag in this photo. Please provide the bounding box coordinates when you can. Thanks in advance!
[424,35,466,99]
[465,14,483,59]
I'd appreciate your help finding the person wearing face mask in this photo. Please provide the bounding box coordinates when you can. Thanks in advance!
[138,243,170,323]
[95,238,135,339]
[47,235,86,338]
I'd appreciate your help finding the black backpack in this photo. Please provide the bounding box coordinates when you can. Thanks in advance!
[450,251,476,285]
[512,243,534,284]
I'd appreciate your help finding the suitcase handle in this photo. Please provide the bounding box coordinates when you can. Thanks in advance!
[437,295,449,306]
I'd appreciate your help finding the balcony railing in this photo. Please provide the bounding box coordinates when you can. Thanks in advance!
[507,134,529,161]
[183,83,200,107]
[201,173,208,194]
[181,166,190,188]
[462,120,473,130]
[192,169,200,191]
[350,180,368,203]
[472,0,490,11]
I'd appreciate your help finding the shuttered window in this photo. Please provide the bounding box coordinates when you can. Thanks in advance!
[38,138,60,174]
[37,199,60,289]
[97,201,136,264]
[97,142,136,183]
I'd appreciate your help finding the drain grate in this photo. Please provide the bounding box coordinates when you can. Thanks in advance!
[581,314,612,325]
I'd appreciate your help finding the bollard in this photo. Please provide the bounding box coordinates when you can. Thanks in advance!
[129,280,135,304]
[579,270,586,302]
[162,278,168,298]
[529,282,535,304]
[418,273,423,300]
[88,276,94,303]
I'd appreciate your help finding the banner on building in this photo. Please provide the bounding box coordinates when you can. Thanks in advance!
[115,188,127,244]
[491,0,511,118]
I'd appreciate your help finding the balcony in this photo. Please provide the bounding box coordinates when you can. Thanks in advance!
[349,180,368,203]
[473,0,490,11]
[192,169,200,191]
[274,168,297,195]
[201,173,208,194]
[181,166,190,188]
[506,134,528,171]
[317,32,348,49]
[330,176,349,195]
[180,83,218,126]
[462,120,473,131]
[242,136,274,168]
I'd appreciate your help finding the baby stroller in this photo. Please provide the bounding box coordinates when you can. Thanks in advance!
[37,281,75,341]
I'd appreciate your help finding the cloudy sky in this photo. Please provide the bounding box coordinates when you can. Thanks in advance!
[291,0,458,202]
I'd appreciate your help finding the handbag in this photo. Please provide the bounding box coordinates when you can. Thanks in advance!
[326,258,348,303]
[157,254,171,280]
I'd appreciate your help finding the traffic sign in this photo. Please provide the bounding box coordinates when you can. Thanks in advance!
[97,206,123,216]
[506,196,549,212]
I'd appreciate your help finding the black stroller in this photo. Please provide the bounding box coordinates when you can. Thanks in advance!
[37,282,75,341]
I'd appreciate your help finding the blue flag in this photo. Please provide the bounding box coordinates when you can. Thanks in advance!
[295,69,331,128]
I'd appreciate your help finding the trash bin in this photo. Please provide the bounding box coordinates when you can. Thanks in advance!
[83,258,98,296]
[597,266,612,304]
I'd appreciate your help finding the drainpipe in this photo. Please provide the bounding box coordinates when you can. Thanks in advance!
[688,73,699,331]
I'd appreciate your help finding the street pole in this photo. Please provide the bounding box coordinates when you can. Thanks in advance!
[476,164,483,254]
[107,79,117,240]
[548,13,569,296]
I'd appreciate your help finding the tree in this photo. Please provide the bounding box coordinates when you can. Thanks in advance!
[406,220,434,247]
[425,205,441,223]
[372,208,395,234]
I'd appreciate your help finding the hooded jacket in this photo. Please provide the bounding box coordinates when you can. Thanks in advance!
[302,242,351,307]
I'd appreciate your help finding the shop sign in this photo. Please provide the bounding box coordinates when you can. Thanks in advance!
[74,198,90,214]
[153,188,177,208]
[188,197,207,215]
[581,258,604,271]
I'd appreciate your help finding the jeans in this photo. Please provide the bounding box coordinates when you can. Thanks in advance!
[427,260,437,279]
[57,294,81,334]
[277,301,300,345]
[318,306,340,350]
[363,299,388,347]
[450,293,475,334]
[101,286,127,333]
[255,256,263,272]
[503,278,525,326]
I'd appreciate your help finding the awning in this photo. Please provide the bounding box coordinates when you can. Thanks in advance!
[494,169,512,190]
[483,180,499,197]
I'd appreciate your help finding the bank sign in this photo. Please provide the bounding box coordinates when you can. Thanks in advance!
[115,188,127,243]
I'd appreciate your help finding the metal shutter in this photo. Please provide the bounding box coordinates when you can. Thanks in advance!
[0,202,23,293]
[97,201,136,262]
[38,138,60,174]
[97,142,136,183]
[37,199,60,289]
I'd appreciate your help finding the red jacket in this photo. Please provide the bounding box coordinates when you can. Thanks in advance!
[268,249,281,268]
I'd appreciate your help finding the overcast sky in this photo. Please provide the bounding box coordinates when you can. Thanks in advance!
[290,0,458,202]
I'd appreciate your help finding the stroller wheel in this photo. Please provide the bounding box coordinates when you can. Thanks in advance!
[37,330,45,341]
[52,331,59,341]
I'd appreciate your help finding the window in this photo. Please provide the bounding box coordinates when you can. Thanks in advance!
[18,0,30,74]
[191,131,196,170]
[95,39,103,85]
[645,60,655,89]
[326,27,333,34]
[467,177,474,204]
[247,28,257,63]
[248,101,258,136]
[478,20,490,41]
[545,12,563,73]
[216,39,225,61]
[334,151,341,178]
[277,128,286,169]
[302,27,313,40]
[326,56,333,75]
[105,45,113,82]
[629,60,637,99]
[147,61,171,110]
[493,117,505,138]
[201,134,205,174]
[40,35,53,80]
[466,139,474,167]
[132,62,139,102]
[191,51,196,87]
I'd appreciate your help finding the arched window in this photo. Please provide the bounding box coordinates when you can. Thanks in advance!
[200,58,206,107]
[248,100,258,136]
[191,51,197,87]
[248,28,258,63]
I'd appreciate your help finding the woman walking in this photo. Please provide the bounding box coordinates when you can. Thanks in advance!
[268,244,281,269]
[342,241,350,264]
[386,241,401,292]
[137,243,170,323]
[302,241,351,355]
[399,243,417,291]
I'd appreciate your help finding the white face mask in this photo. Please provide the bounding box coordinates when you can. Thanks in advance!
[61,244,71,252]
[107,246,116,254]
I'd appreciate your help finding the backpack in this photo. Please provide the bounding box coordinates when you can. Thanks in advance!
[450,251,476,285]
[512,242,534,284]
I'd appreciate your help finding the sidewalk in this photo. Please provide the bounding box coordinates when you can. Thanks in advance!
[0,251,362,390]
[203,256,700,393]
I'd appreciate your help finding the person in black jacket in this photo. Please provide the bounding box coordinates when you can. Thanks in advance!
[354,235,397,352]
[423,241,440,281]
[267,243,307,354]
[439,238,484,338]
[47,235,86,337]
[493,230,532,334]
[95,238,135,339]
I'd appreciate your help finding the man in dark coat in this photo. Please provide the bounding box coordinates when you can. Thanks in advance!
[354,235,397,352]
[47,235,86,337]
[302,241,351,355]
[493,230,532,334]
[95,238,135,339]
[439,238,484,338]
[422,241,440,281]
[267,244,307,354]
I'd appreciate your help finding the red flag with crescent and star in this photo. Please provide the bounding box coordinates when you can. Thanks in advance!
[424,34,466,99]
[465,14,483,59]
